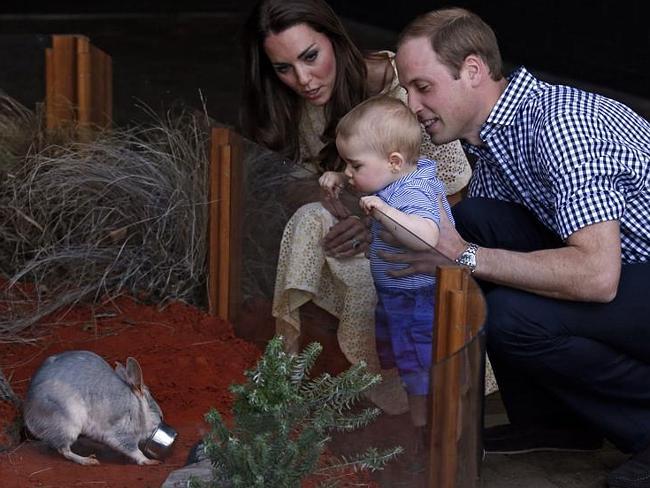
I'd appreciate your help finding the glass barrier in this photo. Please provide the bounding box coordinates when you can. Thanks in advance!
[221,130,487,488]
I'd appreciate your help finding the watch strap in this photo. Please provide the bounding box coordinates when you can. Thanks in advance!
[455,242,479,273]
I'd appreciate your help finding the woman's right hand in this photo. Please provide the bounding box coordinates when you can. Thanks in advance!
[318,171,344,199]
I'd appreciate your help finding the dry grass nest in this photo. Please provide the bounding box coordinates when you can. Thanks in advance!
[0,97,213,343]
[0,92,307,348]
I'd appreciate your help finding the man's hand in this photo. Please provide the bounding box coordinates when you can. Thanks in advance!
[378,246,452,277]
[378,195,464,277]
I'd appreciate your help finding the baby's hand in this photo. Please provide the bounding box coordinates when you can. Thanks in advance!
[360,195,384,215]
[319,171,345,199]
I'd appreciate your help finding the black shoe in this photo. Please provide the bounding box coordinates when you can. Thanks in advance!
[608,445,650,488]
[483,423,604,455]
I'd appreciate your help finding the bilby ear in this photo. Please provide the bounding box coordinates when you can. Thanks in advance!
[125,357,144,394]
[389,151,407,173]
[114,361,128,382]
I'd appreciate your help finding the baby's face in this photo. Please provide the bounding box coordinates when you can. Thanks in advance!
[337,135,393,193]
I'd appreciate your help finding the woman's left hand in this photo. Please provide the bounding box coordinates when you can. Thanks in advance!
[320,187,370,257]
[324,215,370,257]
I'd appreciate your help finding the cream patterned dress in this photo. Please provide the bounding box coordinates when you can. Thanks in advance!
[273,52,497,415]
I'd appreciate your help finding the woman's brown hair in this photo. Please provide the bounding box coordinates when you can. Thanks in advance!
[241,0,368,171]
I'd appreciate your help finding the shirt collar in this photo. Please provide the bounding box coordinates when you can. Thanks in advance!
[480,66,539,140]
[377,158,437,199]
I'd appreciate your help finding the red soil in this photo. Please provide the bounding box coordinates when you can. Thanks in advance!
[0,296,377,487]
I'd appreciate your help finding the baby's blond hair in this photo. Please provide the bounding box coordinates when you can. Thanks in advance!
[336,95,422,164]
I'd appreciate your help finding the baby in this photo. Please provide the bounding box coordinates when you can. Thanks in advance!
[319,95,454,450]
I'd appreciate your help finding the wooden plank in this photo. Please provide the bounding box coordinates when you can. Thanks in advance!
[226,131,243,323]
[433,266,463,360]
[429,265,483,488]
[45,47,55,129]
[212,127,230,145]
[207,129,222,316]
[430,266,454,488]
[438,289,465,488]
[467,278,486,335]
[207,127,244,323]
[218,143,232,319]
[76,36,91,137]
[50,35,77,128]
[90,45,104,127]
[45,34,113,135]
[104,50,113,127]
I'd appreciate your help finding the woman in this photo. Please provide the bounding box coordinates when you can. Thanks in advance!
[241,0,492,414]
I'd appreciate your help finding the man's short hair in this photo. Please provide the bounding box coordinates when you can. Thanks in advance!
[398,7,503,81]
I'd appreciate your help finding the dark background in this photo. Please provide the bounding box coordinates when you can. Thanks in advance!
[1,1,648,126]
[330,0,648,100]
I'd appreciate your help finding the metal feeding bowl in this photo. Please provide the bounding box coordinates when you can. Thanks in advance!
[142,422,178,459]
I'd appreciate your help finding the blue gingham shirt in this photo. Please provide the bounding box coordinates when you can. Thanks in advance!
[465,67,650,264]
[370,158,454,289]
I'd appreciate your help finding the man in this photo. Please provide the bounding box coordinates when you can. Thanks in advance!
[388,7,650,488]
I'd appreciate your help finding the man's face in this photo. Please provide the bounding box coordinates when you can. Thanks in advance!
[396,36,474,145]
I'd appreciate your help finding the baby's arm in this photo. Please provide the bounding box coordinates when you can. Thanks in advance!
[318,171,346,199]
[360,196,439,250]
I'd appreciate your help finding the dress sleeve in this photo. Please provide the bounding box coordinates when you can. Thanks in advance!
[418,135,472,195]
[381,50,472,195]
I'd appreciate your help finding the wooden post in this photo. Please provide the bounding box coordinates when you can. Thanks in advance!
[76,36,92,138]
[207,128,243,323]
[45,47,55,129]
[91,46,112,127]
[48,35,77,129]
[45,34,112,133]
[103,50,113,127]
[207,134,222,317]
[428,265,485,488]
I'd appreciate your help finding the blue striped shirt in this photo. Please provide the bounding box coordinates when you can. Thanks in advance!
[370,158,454,289]
[466,67,650,264]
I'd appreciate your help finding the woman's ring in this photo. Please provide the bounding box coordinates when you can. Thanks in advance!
[351,238,361,249]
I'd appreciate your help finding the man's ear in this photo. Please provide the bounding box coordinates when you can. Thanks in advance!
[462,54,485,86]
[389,151,406,173]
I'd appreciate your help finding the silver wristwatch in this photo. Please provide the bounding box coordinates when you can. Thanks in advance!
[455,242,479,273]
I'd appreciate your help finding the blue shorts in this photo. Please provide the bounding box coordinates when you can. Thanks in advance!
[375,285,436,396]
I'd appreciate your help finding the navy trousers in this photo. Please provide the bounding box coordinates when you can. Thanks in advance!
[453,197,650,453]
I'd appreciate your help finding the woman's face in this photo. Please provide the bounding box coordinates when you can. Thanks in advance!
[263,23,337,106]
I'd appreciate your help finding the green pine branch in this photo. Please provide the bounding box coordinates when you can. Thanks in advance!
[192,335,402,487]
